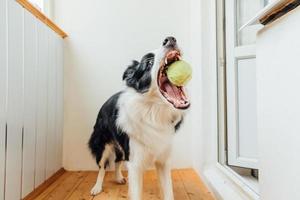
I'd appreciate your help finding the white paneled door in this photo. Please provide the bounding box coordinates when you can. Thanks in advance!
[0,0,64,199]
[225,0,265,169]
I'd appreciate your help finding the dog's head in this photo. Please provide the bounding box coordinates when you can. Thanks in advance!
[123,37,190,110]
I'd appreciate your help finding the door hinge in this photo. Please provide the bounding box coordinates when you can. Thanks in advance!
[219,57,225,68]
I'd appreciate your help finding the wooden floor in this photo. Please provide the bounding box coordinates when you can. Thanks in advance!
[32,169,215,200]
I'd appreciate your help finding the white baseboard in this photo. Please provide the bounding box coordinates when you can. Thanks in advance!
[201,163,260,200]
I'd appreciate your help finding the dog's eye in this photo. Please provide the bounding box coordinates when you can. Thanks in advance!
[144,60,153,71]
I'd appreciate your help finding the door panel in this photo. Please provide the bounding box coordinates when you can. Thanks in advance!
[59,38,64,169]
[53,36,59,172]
[35,21,48,187]
[46,30,57,179]
[226,0,264,169]
[22,10,38,198]
[0,0,7,198]
[6,1,24,199]
[56,38,64,171]
[54,35,62,172]
[237,58,258,159]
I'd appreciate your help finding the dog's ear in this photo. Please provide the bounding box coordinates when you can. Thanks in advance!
[123,60,139,82]
[122,60,152,93]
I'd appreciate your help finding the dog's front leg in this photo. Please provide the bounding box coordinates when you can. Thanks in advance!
[128,141,144,200]
[128,162,143,200]
[155,161,174,200]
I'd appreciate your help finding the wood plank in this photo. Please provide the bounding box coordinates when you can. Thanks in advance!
[115,183,128,200]
[16,0,67,38]
[179,169,216,200]
[35,171,87,200]
[115,171,128,200]
[66,172,96,200]
[172,170,190,200]
[23,168,66,200]
[31,172,72,200]
[31,169,216,200]
[93,172,120,200]
[143,170,160,200]
[30,171,71,200]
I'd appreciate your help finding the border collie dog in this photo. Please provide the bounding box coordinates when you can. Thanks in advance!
[88,37,190,200]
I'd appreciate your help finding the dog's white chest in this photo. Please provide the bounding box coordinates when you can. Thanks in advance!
[117,90,183,155]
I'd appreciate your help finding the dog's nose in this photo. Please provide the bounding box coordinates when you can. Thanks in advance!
[162,37,177,48]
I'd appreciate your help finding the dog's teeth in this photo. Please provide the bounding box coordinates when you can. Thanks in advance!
[165,58,168,65]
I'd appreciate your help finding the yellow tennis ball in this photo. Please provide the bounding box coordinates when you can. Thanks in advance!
[166,60,192,86]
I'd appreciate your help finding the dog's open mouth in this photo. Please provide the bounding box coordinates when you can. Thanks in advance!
[157,50,190,109]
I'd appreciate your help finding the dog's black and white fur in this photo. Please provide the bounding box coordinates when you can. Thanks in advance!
[88,37,190,200]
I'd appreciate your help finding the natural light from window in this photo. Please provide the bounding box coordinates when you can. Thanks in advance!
[28,0,44,12]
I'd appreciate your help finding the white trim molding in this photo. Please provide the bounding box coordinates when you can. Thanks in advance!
[203,164,260,200]
[240,0,300,29]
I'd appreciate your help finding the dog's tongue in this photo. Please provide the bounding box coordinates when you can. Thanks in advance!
[160,75,187,107]
[163,82,185,107]
[164,83,180,99]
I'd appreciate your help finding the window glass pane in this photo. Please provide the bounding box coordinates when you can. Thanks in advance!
[236,0,264,46]
[28,0,44,12]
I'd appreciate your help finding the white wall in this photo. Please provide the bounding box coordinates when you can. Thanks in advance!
[257,7,300,200]
[189,0,218,174]
[53,0,193,170]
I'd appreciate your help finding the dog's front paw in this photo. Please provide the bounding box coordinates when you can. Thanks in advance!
[115,177,127,185]
[90,184,102,196]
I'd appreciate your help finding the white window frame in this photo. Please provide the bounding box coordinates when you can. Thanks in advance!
[225,0,263,169]
[27,0,52,18]
[191,0,261,199]
[215,0,260,196]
